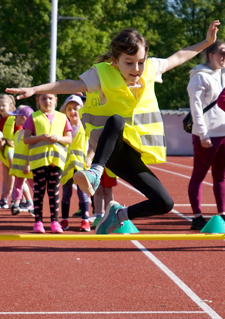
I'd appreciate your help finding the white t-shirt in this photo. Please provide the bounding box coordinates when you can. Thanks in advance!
[79,58,168,104]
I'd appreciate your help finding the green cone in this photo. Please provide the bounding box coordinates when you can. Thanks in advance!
[201,215,225,233]
[113,220,139,234]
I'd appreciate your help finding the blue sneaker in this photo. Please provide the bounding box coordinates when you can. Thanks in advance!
[73,168,100,196]
[95,201,124,234]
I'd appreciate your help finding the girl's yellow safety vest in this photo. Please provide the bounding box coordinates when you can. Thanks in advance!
[79,59,166,165]
[10,130,33,179]
[28,110,68,170]
[61,124,88,185]
[3,116,15,141]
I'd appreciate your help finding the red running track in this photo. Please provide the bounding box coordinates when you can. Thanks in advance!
[0,156,224,319]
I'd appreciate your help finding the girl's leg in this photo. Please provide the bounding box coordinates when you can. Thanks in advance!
[61,178,73,230]
[188,135,218,216]
[103,187,114,211]
[61,178,73,219]
[11,177,24,215]
[46,165,62,223]
[32,167,47,222]
[77,185,90,231]
[93,185,104,214]
[211,137,225,215]
[106,142,173,219]
[96,141,174,234]
[20,181,34,216]
[0,164,14,208]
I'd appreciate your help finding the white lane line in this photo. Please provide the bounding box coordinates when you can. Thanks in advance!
[166,161,193,169]
[149,165,213,186]
[0,311,205,315]
[171,208,192,221]
[175,204,216,206]
[165,160,212,174]
[131,240,223,319]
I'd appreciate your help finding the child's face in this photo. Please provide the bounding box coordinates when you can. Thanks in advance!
[112,45,147,85]
[0,97,10,118]
[37,94,57,114]
[15,115,25,127]
[66,102,81,124]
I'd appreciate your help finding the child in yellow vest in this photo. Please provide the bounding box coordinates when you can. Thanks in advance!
[0,93,22,208]
[60,94,93,232]
[22,94,72,233]
[6,20,220,234]
[8,105,35,216]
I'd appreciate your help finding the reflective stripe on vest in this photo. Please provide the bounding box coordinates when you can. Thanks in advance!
[29,110,68,170]
[3,116,15,141]
[61,125,88,185]
[9,130,33,179]
[79,59,166,164]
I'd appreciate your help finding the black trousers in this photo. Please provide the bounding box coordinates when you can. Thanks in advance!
[92,115,174,220]
[32,165,62,222]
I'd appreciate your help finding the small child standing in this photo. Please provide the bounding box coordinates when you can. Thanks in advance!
[0,93,22,208]
[23,94,72,233]
[8,105,35,216]
[60,94,92,231]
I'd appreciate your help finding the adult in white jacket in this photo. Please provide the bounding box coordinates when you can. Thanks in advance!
[187,40,225,230]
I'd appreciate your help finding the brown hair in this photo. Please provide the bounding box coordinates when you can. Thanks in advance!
[95,28,149,63]
[0,94,16,112]
[203,40,225,63]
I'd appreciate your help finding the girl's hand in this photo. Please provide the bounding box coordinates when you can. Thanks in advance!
[206,20,220,45]
[5,87,35,100]
[48,134,59,142]
[201,137,213,148]
[23,164,30,175]
[41,134,51,141]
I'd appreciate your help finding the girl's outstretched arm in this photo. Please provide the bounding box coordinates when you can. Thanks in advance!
[166,20,220,71]
[5,79,88,100]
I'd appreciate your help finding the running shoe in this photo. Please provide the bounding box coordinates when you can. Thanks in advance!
[51,221,63,233]
[33,221,45,233]
[89,212,104,223]
[80,220,91,232]
[11,204,21,216]
[61,219,69,231]
[95,201,124,234]
[9,200,15,208]
[73,168,100,196]
[72,209,82,218]
[20,201,35,217]
[190,216,207,230]
[0,199,9,209]
[19,201,30,211]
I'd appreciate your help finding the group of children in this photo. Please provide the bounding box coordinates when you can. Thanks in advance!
[0,92,117,233]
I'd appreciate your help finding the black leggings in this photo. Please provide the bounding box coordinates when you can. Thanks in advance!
[32,165,62,222]
[93,115,174,220]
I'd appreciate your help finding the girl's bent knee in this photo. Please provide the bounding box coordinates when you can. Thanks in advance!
[107,115,125,130]
[160,198,174,215]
